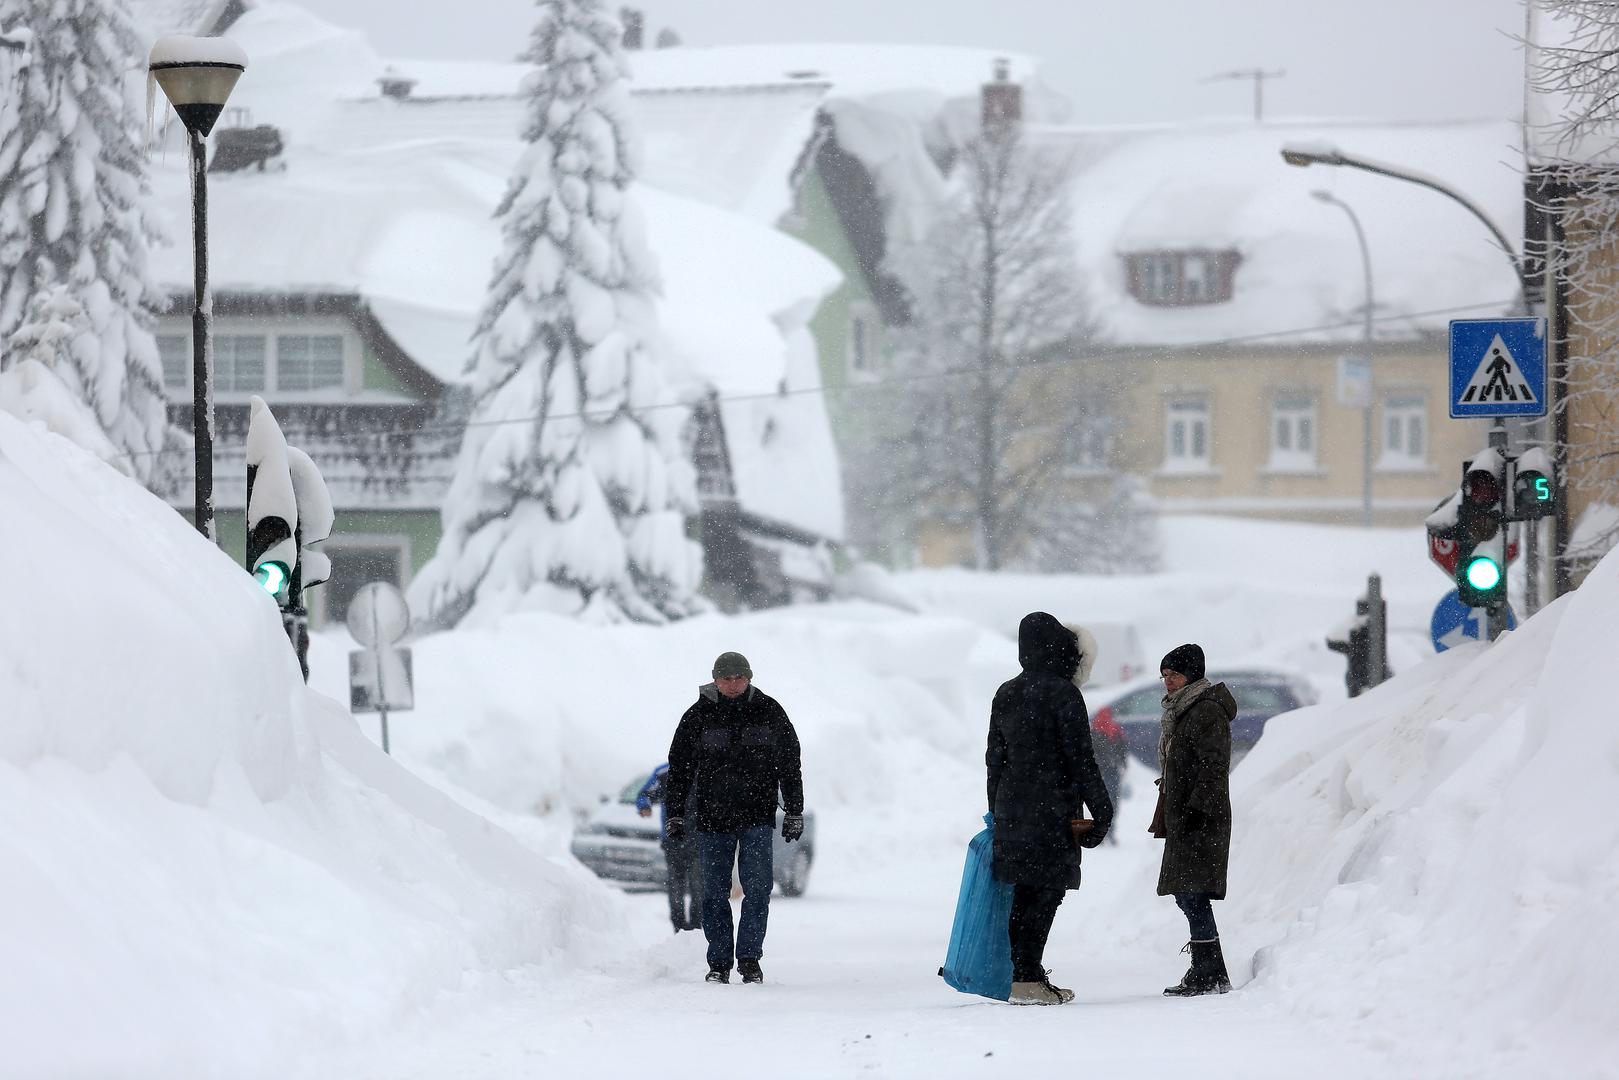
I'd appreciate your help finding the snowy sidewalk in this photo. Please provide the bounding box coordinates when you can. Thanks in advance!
[292,808,1393,1080]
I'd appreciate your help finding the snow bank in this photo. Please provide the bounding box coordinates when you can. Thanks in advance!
[309,602,1002,860]
[1076,545,1619,1075]
[0,413,626,1077]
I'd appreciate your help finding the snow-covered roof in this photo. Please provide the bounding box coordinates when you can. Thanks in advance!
[123,0,245,42]
[1046,119,1526,346]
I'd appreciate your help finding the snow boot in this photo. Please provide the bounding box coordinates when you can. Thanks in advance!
[1163,942,1197,996]
[1009,980,1065,1005]
[738,959,764,984]
[1166,940,1231,996]
[1042,970,1075,1003]
[1190,939,1231,995]
[705,967,730,984]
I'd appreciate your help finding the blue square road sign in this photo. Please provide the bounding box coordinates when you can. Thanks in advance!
[1449,317,1547,419]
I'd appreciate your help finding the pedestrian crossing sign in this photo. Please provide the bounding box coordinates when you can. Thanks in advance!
[1449,317,1547,418]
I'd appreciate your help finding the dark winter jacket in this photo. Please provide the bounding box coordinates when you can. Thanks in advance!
[664,683,804,834]
[1156,681,1236,899]
[987,612,1115,890]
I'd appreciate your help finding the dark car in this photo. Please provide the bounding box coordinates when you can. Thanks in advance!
[1089,668,1318,770]
[569,772,817,897]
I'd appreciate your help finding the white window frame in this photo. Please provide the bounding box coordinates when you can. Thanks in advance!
[1163,397,1212,472]
[156,334,189,390]
[1268,394,1318,473]
[154,317,356,401]
[1138,253,1179,304]
[1378,391,1429,471]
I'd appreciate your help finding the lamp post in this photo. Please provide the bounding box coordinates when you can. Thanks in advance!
[149,36,247,543]
[1311,189,1376,527]
[1280,142,1529,309]
[1283,141,1545,614]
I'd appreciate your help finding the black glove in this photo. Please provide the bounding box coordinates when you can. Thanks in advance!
[782,814,805,843]
[1078,821,1109,849]
[665,817,685,844]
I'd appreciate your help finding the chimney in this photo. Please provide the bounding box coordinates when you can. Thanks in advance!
[620,7,644,50]
[981,57,1022,131]
[377,67,417,100]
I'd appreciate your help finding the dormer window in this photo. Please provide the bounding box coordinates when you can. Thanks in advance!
[1124,249,1241,307]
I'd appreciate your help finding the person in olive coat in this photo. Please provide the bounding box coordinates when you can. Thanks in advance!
[988,612,1115,1005]
[1153,643,1236,996]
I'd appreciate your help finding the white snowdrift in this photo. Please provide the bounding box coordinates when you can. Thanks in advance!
[1083,545,1619,1076]
[0,414,627,1077]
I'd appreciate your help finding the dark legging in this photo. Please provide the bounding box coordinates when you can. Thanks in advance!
[1008,884,1066,982]
[1174,892,1219,941]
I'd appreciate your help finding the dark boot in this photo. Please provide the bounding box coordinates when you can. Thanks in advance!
[738,959,764,984]
[1162,942,1196,996]
[1169,939,1231,996]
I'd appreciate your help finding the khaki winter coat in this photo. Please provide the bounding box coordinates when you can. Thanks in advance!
[1156,681,1236,899]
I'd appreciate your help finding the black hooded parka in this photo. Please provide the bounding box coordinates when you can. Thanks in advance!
[987,612,1115,890]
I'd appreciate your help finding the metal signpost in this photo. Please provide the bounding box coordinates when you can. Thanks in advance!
[1444,318,1549,639]
[347,582,413,754]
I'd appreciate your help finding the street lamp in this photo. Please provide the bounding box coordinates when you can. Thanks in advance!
[1311,189,1376,528]
[1280,141,1528,309]
[149,36,247,543]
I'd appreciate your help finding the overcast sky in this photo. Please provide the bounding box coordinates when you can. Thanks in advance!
[310,0,1529,125]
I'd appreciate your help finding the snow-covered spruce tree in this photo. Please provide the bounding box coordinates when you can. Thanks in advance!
[0,0,169,484]
[410,0,701,628]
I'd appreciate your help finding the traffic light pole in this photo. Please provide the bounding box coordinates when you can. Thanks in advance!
[1487,420,1511,641]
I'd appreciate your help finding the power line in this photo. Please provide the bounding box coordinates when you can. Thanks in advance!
[110,295,1519,464]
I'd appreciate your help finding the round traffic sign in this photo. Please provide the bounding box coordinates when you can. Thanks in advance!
[346,581,410,647]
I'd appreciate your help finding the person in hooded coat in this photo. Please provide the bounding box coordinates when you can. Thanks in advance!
[987,612,1115,1005]
[1153,643,1236,996]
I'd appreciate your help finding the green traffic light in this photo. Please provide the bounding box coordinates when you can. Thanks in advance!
[1464,555,1502,592]
[1534,476,1551,501]
[255,561,289,595]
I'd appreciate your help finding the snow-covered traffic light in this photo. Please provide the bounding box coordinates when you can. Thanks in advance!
[245,397,298,606]
[1510,447,1555,521]
[1454,450,1507,610]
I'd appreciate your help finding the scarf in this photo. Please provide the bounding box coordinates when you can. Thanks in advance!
[1158,676,1211,772]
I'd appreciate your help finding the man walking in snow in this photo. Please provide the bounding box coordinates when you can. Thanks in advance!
[1153,643,1235,996]
[988,613,1114,1005]
[664,652,804,985]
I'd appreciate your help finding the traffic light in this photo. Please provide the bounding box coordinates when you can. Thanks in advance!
[1510,447,1555,520]
[1326,605,1372,698]
[245,397,298,606]
[1455,450,1507,609]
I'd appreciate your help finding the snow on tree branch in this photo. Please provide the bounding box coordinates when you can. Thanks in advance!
[409,0,701,629]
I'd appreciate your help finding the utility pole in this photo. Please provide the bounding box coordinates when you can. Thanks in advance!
[1203,67,1285,123]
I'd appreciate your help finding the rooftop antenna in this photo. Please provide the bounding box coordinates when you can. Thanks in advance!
[1202,67,1286,123]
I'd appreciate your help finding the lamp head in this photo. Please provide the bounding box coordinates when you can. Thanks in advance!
[1280,141,1343,168]
[149,36,248,137]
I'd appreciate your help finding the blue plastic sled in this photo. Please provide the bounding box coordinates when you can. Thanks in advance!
[939,813,1013,1001]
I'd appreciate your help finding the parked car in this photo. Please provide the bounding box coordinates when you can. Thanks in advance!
[570,772,817,897]
[1088,668,1318,770]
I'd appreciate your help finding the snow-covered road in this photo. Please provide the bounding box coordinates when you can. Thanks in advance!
[295,798,1392,1079]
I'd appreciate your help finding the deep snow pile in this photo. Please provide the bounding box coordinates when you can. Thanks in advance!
[0,414,627,1077]
[1080,547,1619,1076]
[309,603,1000,861]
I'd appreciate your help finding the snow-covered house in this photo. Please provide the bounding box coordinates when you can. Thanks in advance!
[1042,118,1525,528]
[140,3,878,619]
[900,103,1530,567]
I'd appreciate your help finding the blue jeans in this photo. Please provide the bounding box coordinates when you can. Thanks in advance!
[697,826,774,970]
[1175,892,1219,941]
